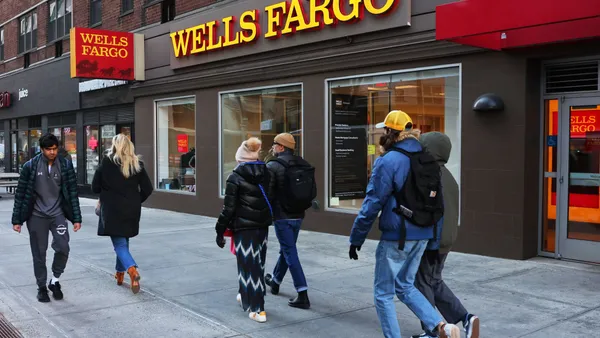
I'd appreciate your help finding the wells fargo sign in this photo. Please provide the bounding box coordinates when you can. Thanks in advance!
[169,0,409,68]
[552,108,600,138]
[70,27,145,81]
[0,92,11,109]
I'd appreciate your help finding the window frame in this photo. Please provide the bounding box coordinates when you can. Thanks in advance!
[154,95,197,195]
[122,0,134,14]
[90,0,102,27]
[0,27,4,61]
[323,63,463,215]
[18,11,38,54]
[218,83,305,198]
[48,0,73,43]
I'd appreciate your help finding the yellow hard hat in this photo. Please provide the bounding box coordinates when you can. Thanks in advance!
[375,110,413,131]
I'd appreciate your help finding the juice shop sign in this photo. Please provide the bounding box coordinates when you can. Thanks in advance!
[171,0,400,58]
[70,27,145,81]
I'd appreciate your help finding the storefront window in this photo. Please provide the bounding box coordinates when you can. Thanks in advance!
[29,130,42,159]
[101,124,117,157]
[0,131,5,173]
[17,131,28,171]
[64,127,77,172]
[85,125,99,184]
[156,97,196,193]
[327,66,460,211]
[220,85,303,195]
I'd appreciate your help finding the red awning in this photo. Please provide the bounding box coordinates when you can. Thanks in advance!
[436,0,600,50]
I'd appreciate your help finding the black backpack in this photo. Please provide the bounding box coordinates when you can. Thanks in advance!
[272,156,317,213]
[387,148,444,247]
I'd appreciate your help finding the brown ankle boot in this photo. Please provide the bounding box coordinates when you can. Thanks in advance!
[115,272,125,286]
[127,267,141,294]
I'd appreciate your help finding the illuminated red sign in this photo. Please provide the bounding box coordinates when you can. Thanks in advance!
[177,134,189,153]
[552,109,600,138]
[0,92,11,108]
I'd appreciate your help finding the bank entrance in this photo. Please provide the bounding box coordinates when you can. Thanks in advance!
[541,60,600,263]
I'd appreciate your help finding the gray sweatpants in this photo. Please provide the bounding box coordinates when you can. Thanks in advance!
[26,215,70,287]
[415,250,468,330]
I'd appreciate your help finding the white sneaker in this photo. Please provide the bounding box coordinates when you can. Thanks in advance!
[249,311,267,323]
[236,293,241,304]
[439,324,461,338]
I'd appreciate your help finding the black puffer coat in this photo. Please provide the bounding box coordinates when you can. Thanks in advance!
[216,162,272,235]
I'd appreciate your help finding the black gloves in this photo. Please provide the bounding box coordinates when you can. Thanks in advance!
[216,233,226,248]
[349,245,361,260]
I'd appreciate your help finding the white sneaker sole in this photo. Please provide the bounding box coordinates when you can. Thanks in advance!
[249,312,266,323]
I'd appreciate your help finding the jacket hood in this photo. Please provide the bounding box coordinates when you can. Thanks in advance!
[392,137,422,152]
[420,132,451,164]
[234,161,267,184]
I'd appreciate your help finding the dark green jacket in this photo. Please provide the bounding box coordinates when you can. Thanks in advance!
[11,154,82,225]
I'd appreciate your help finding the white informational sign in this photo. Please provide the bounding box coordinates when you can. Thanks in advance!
[101,125,116,139]
[260,119,273,131]
[79,79,128,93]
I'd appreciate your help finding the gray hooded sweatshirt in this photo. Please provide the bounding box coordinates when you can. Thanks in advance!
[420,132,459,254]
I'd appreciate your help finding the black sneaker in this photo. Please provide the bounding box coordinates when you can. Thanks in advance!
[265,274,279,295]
[464,314,480,338]
[288,290,310,309]
[37,287,50,303]
[48,281,64,300]
[411,333,437,338]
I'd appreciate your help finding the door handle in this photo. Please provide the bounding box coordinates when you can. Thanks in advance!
[559,176,564,184]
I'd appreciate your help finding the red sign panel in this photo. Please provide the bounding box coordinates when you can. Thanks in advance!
[0,92,11,108]
[70,27,145,81]
[177,134,189,153]
[552,109,600,138]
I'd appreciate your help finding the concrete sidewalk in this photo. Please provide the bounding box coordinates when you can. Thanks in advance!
[1,196,599,338]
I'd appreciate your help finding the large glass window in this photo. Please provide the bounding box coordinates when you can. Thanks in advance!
[156,98,196,193]
[48,0,72,42]
[50,127,77,172]
[0,131,5,173]
[220,85,303,195]
[327,66,460,211]
[85,125,99,184]
[19,11,37,54]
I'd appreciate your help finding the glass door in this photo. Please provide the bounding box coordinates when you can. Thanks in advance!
[557,97,600,263]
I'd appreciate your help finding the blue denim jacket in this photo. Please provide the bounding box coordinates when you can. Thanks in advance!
[349,138,436,246]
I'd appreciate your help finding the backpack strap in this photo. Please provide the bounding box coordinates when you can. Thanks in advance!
[258,184,273,217]
[270,157,290,168]
[386,147,416,251]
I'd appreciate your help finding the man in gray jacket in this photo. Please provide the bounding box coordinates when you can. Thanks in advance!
[412,132,479,338]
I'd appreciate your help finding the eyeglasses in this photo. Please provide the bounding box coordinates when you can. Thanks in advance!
[273,142,281,146]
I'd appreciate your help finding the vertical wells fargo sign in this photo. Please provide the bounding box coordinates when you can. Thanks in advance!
[169,0,410,68]
[70,27,145,81]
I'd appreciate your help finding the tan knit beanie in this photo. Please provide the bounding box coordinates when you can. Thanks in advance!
[235,137,262,163]
[274,133,296,150]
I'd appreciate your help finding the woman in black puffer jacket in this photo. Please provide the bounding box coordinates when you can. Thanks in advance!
[215,137,272,323]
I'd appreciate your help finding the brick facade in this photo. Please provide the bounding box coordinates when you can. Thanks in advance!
[0,0,213,76]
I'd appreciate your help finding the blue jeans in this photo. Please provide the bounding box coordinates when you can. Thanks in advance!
[111,237,137,272]
[272,219,307,292]
[374,240,442,338]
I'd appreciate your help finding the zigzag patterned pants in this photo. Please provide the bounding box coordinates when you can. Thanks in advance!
[235,228,269,313]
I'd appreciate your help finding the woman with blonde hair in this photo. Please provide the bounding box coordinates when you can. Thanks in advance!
[92,134,153,294]
[215,137,272,323]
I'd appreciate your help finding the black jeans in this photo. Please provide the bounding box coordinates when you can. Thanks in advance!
[414,250,468,330]
[27,215,70,287]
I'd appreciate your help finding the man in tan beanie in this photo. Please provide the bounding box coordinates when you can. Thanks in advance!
[265,133,316,309]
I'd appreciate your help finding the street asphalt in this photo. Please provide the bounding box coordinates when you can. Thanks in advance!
[1,196,599,337]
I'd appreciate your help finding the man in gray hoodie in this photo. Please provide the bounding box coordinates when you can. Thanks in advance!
[412,132,480,338]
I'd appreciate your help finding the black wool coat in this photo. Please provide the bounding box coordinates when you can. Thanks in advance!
[92,156,153,238]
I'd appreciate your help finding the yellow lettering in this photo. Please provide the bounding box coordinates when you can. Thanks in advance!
[240,10,259,43]
[206,21,223,51]
[305,0,333,30]
[332,0,361,22]
[81,33,94,44]
[170,29,192,57]
[265,2,287,38]
[82,45,92,55]
[190,24,207,54]
[109,48,118,58]
[94,35,104,45]
[282,0,309,35]
[590,116,596,123]
[363,0,396,15]
[222,16,240,47]
[119,49,128,58]
[120,37,129,47]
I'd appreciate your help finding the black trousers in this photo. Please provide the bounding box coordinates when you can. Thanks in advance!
[414,250,468,330]
[26,215,70,287]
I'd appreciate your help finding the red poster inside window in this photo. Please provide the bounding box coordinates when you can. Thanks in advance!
[177,134,189,153]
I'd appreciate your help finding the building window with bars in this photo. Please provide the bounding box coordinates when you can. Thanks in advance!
[122,0,133,13]
[18,12,38,54]
[48,0,73,42]
[0,28,4,61]
[90,0,102,26]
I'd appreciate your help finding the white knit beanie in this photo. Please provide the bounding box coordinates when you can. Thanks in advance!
[235,137,261,163]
